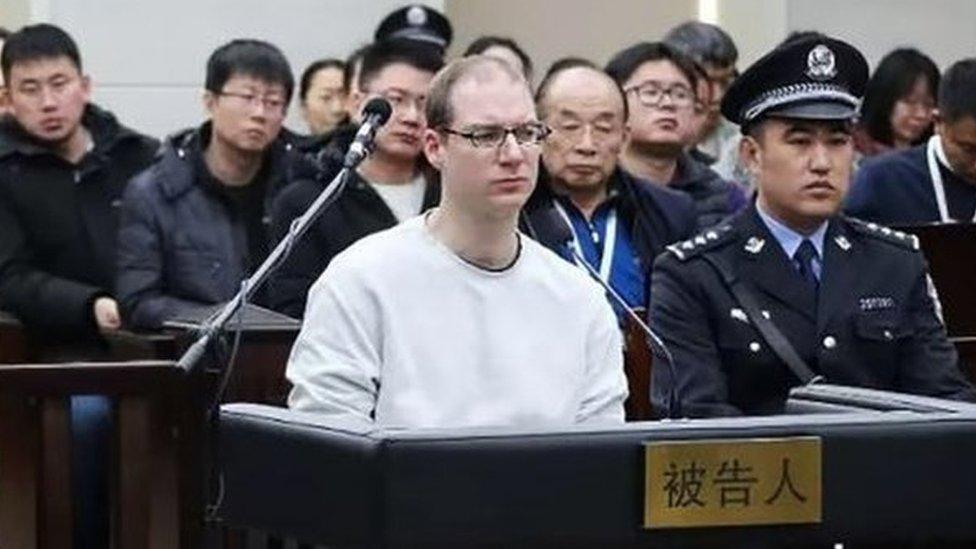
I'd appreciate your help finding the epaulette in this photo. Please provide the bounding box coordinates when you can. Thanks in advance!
[846,217,920,251]
[666,224,736,261]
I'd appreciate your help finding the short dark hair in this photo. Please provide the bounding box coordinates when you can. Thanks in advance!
[1,24,82,84]
[299,58,345,102]
[664,21,738,69]
[604,41,699,93]
[939,59,976,124]
[343,44,370,93]
[426,56,524,130]
[357,39,444,92]
[860,48,940,146]
[205,39,295,103]
[463,35,533,81]
[0,27,11,41]
[535,57,629,121]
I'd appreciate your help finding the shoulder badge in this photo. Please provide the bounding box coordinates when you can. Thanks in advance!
[846,217,920,251]
[666,224,736,261]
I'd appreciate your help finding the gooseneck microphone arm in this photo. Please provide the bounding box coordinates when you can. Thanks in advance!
[175,98,394,377]
[536,207,680,419]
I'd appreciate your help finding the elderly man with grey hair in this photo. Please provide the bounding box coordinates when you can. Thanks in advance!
[665,21,749,190]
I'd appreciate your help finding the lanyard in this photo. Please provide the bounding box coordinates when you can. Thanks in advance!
[553,201,618,283]
[926,135,976,223]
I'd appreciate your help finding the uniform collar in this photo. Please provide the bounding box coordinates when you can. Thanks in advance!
[755,203,828,259]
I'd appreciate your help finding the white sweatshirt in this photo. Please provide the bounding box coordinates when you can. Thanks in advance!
[286,214,628,429]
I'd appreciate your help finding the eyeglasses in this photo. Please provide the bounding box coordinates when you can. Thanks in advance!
[217,90,287,112]
[623,82,696,108]
[440,122,551,148]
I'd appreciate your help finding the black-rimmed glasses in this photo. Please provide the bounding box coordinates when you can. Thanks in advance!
[440,122,551,148]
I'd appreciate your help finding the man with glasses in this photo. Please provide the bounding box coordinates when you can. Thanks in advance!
[521,58,696,321]
[268,39,443,318]
[664,22,747,188]
[847,59,976,225]
[607,42,746,230]
[117,39,302,329]
[286,56,627,428]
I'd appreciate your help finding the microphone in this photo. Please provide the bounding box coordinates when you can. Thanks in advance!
[343,97,394,168]
[542,207,680,419]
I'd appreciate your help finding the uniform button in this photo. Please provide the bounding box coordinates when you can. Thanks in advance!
[749,341,761,353]
[883,330,893,340]
[822,336,837,349]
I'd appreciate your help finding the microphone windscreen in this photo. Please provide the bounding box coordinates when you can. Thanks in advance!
[361,97,394,125]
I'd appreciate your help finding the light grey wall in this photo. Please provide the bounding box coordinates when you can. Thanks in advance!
[6,0,975,140]
[785,0,976,70]
[34,0,442,139]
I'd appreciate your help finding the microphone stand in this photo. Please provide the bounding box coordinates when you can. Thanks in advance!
[565,246,681,420]
[175,149,368,380]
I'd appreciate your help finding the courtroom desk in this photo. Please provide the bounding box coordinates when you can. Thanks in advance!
[0,311,30,363]
[217,394,976,548]
[0,360,205,548]
[0,307,300,405]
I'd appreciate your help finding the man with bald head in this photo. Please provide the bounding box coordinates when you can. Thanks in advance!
[522,59,696,320]
[287,56,627,429]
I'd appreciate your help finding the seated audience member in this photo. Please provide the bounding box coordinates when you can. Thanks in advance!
[268,40,443,319]
[298,58,347,136]
[606,42,747,230]
[287,56,627,428]
[0,24,158,342]
[664,21,748,188]
[854,48,940,159]
[0,23,159,548]
[117,39,302,330]
[847,59,976,225]
[650,36,975,418]
[464,35,534,83]
[374,4,453,55]
[521,58,695,320]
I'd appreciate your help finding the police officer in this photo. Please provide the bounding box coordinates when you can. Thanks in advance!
[649,35,976,418]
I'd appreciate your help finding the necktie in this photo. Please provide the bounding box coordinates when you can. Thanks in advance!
[794,239,820,294]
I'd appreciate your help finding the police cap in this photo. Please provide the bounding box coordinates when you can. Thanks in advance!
[721,36,868,128]
[374,5,453,51]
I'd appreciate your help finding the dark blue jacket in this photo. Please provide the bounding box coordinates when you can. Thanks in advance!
[520,166,697,310]
[846,144,976,225]
[650,204,975,418]
[116,123,305,330]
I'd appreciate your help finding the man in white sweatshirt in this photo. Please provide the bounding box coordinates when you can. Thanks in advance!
[286,56,627,429]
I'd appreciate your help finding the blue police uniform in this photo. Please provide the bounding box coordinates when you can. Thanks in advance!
[649,36,976,417]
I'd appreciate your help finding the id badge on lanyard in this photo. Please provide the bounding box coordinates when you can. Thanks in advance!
[927,135,976,223]
[553,201,618,283]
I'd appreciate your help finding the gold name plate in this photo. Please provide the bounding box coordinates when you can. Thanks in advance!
[644,436,822,529]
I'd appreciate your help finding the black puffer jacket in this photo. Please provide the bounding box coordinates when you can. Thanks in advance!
[0,104,158,336]
[267,125,440,318]
[116,123,306,330]
[670,152,748,230]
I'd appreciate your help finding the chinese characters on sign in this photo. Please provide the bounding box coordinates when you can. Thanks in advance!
[644,437,821,528]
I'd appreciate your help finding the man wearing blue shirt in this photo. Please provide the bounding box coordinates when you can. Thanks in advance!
[649,36,975,417]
